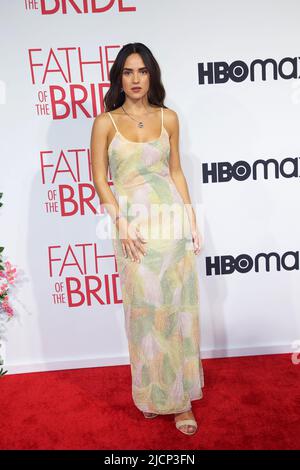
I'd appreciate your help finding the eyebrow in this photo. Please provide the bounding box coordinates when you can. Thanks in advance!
[123,67,148,71]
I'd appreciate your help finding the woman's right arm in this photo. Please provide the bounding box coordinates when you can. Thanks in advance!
[90,113,122,223]
[90,113,147,262]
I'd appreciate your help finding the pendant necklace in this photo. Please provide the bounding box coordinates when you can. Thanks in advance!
[121,105,146,128]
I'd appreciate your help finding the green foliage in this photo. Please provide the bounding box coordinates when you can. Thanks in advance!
[0,355,7,376]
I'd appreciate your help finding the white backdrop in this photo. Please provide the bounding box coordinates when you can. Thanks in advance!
[1,0,299,374]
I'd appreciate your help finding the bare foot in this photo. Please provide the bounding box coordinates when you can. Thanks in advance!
[174,409,197,434]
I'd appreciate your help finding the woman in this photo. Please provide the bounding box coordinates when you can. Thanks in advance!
[90,42,204,436]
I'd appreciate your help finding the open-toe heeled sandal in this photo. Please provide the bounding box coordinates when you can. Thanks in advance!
[175,417,198,435]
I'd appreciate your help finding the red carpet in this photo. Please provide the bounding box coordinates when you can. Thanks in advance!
[0,353,299,450]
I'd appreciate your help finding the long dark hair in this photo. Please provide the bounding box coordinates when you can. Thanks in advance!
[104,42,167,112]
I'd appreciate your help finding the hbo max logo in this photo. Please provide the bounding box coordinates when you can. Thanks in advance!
[206,251,298,276]
[198,56,299,84]
[202,157,299,183]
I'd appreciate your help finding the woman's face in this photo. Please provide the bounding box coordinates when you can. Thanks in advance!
[121,53,150,100]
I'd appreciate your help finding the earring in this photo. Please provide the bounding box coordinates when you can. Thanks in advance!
[120,88,124,92]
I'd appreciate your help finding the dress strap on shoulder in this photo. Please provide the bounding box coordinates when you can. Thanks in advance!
[107,112,119,133]
[161,107,164,131]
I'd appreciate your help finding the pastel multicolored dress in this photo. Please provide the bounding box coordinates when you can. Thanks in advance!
[107,107,204,414]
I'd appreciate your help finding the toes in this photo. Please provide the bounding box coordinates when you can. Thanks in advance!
[178,424,195,434]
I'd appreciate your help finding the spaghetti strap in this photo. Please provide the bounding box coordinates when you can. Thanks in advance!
[161,107,163,132]
[107,112,119,133]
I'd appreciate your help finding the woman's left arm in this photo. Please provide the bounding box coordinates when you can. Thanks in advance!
[167,109,202,254]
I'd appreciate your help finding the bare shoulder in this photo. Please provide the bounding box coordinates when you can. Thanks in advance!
[164,107,179,124]
[91,112,112,135]
[163,107,177,118]
[163,107,179,135]
[93,111,112,125]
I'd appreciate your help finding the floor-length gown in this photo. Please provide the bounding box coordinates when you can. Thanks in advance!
[107,107,204,414]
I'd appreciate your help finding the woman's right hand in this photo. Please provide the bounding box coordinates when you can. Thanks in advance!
[116,216,147,262]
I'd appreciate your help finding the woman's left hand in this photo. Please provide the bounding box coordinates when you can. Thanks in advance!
[191,224,202,255]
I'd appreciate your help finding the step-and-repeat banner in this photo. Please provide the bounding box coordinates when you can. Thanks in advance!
[1,1,299,374]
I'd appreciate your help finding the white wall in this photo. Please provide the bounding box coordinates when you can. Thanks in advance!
[0,0,299,374]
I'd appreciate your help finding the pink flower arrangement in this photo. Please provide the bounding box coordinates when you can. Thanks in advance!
[0,260,17,317]
[0,192,18,376]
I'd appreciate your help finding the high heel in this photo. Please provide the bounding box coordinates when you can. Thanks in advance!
[174,409,198,435]
[175,418,197,435]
